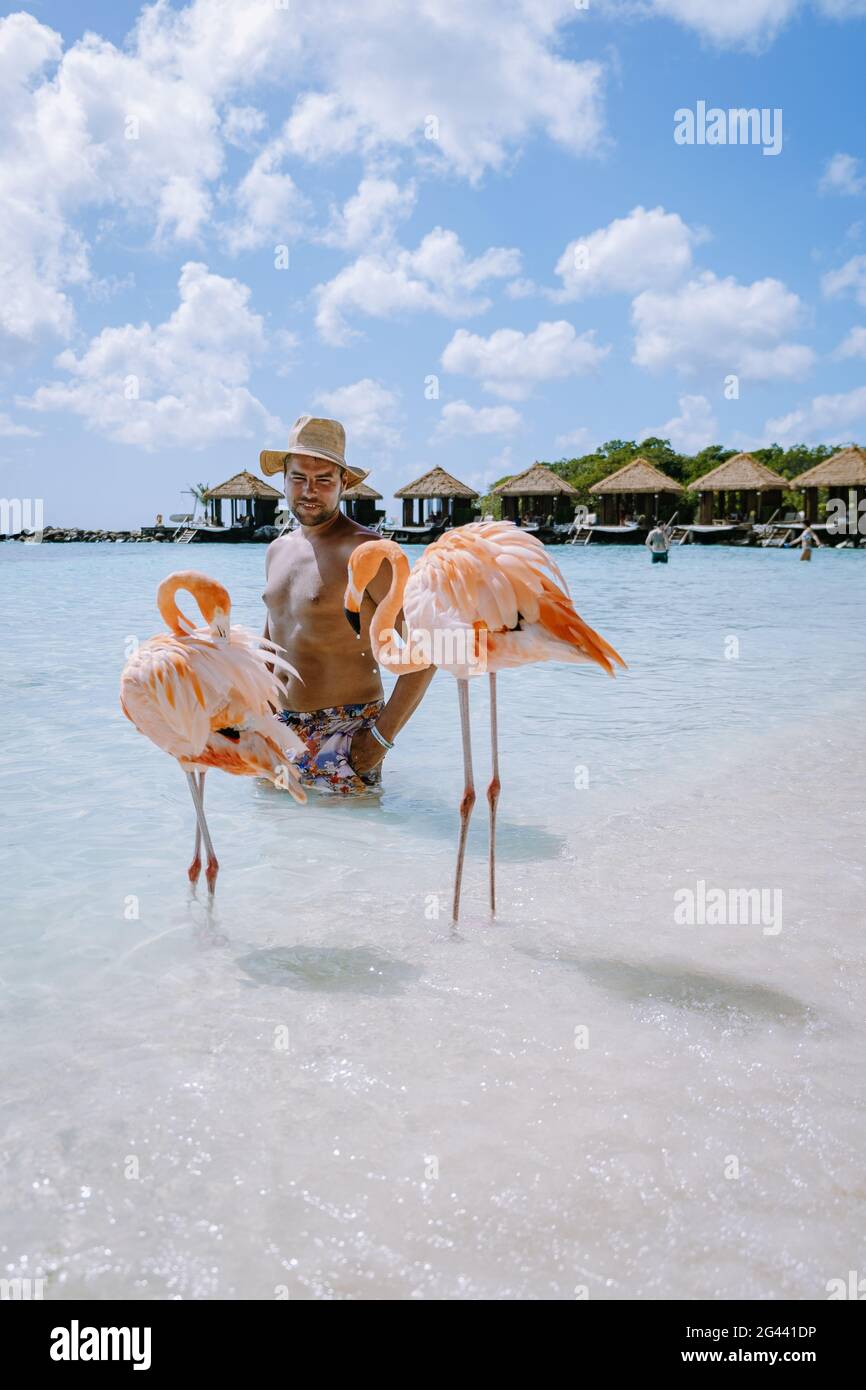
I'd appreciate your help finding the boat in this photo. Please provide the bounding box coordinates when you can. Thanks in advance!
[380,518,450,545]
[170,520,265,544]
[681,523,742,546]
[755,521,838,548]
[569,523,648,546]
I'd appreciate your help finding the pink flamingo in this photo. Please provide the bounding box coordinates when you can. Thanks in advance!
[120,570,306,890]
[344,520,625,921]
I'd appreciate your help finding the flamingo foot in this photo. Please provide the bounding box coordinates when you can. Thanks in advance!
[186,769,218,894]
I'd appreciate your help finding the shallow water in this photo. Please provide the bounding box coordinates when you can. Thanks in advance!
[1,540,864,1299]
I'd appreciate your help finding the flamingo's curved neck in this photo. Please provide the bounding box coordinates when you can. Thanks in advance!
[157,574,229,638]
[368,546,430,674]
[158,577,196,635]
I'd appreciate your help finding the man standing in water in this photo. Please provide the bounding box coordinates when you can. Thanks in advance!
[260,416,435,794]
[645,519,671,564]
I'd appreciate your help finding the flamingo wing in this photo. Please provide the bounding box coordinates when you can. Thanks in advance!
[405,521,625,676]
[120,625,302,762]
[120,635,214,759]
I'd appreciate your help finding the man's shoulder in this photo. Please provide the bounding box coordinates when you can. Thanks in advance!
[334,520,380,553]
[265,532,298,567]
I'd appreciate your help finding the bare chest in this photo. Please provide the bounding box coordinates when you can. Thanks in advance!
[264,541,349,624]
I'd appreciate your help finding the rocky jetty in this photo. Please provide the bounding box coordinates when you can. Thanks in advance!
[2,526,166,543]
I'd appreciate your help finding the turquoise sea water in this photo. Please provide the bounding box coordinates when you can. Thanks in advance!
[1,540,864,1299]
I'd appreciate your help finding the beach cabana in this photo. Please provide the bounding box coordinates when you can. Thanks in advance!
[688,453,788,524]
[589,457,684,524]
[394,466,478,527]
[492,462,579,524]
[204,471,283,529]
[341,480,383,526]
[794,446,866,526]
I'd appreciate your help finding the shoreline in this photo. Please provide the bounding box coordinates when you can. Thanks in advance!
[0,526,274,544]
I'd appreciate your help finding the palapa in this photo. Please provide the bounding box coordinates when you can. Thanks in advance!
[793,446,866,489]
[590,457,683,495]
[492,462,578,497]
[341,480,383,500]
[204,471,283,501]
[394,466,478,499]
[688,453,788,492]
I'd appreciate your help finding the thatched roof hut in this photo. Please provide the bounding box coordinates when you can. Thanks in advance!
[794,446,866,524]
[688,453,788,493]
[341,479,384,524]
[492,462,578,524]
[588,457,683,524]
[204,471,282,528]
[688,453,788,524]
[794,447,866,489]
[394,466,478,525]
[342,480,383,500]
[493,462,578,498]
[590,457,683,495]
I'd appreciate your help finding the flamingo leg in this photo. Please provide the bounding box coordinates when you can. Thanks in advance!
[452,678,476,923]
[487,672,500,917]
[186,770,219,892]
[188,771,203,884]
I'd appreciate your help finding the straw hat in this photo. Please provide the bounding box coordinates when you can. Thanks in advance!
[260,415,368,487]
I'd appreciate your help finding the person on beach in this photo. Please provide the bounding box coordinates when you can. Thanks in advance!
[797,523,822,561]
[259,416,435,794]
[645,520,671,564]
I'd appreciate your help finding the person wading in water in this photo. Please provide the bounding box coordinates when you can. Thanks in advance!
[645,519,671,564]
[259,415,435,795]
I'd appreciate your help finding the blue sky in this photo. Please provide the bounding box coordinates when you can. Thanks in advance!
[2,0,866,527]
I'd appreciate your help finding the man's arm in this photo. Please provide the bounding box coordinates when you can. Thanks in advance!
[262,538,279,677]
[376,664,437,743]
[349,609,436,773]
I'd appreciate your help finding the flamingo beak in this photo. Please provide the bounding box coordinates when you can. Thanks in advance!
[344,607,361,636]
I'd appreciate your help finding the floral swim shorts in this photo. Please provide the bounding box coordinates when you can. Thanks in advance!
[275,700,385,795]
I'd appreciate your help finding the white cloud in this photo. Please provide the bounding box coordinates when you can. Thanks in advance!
[554,426,592,453]
[0,1,608,350]
[273,3,607,180]
[822,255,866,306]
[20,262,279,449]
[132,0,606,180]
[819,153,866,196]
[321,177,416,251]
[631,271,815,380]
[836,326,866,358]
[0,9,226,344]
[641,394,718,453]
[0,412,39,438]
[648,0,800,48]
[281,92,363,163]
[634,0,866,48]
[315,227,520,345]
[441,320,610,400]
[765,384,866,443]
[434,401,522,438]
[313,378,402,450]
[553,206,697,300]
[223,146,310,253]
[505,278,539,300]
[222,105,267,150]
